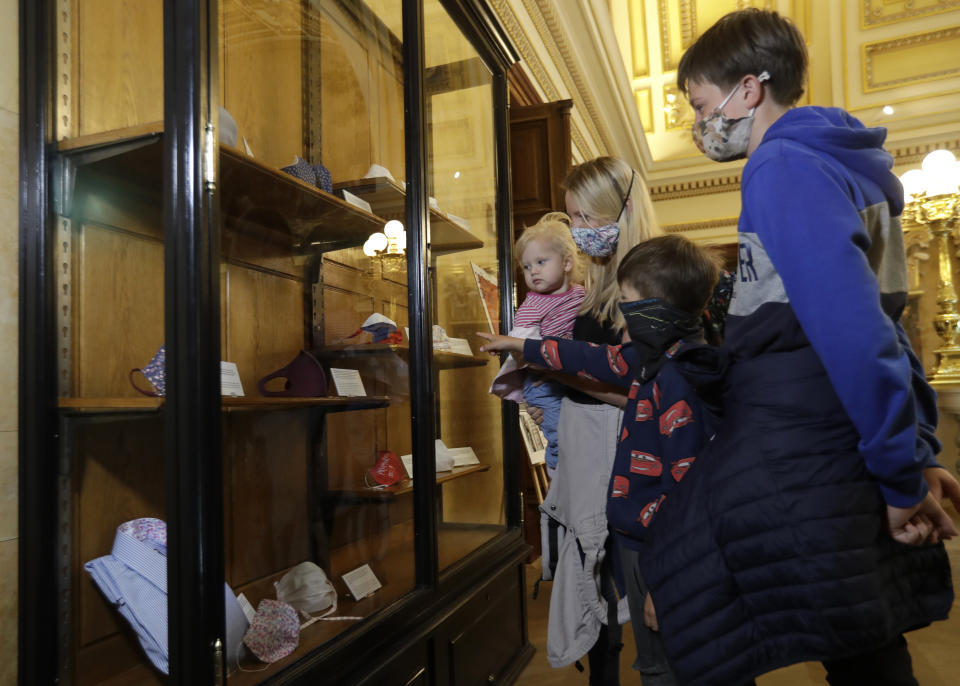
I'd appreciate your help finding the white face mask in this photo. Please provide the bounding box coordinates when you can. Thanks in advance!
[691,71,770,162]
[274,561,337,616]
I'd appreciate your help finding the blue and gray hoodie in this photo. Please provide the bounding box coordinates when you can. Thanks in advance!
[727,105,939,507]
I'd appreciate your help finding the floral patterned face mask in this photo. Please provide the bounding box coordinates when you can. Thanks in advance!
[692,71,769,162]
[570,171,635,258]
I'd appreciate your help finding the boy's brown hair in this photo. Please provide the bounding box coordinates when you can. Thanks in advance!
[677,9,807,107]
[616,235,721,316]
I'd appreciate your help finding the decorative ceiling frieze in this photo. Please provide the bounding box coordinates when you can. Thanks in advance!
[863,25,960,91]
[861,0,960,28]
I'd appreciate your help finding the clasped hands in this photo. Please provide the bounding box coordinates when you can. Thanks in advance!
[886,467,960,546]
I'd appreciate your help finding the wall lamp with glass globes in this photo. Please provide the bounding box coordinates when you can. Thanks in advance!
[899,149,960,380]
[363,219,407,272]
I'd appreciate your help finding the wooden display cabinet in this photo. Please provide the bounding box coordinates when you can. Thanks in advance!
[20,1,531,684]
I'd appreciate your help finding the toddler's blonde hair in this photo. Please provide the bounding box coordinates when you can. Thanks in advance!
[515,212,583,286]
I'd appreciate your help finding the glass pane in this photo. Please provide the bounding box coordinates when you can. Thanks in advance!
[423,0,506,571]
[218,0,411,680]
[53,1,168,683]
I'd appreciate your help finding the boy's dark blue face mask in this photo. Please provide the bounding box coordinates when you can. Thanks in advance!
[618,298,702,369]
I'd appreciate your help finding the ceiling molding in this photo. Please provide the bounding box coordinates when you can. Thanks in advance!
[650,175,741,200]
[490,0,650,169]
[890,136,960,166]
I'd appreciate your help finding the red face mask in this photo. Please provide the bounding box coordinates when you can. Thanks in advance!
[366,450,404,487]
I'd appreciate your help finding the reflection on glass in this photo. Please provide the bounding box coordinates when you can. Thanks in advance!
[424,0,506,571]
[53,0,417,683]
[219,0,412,680]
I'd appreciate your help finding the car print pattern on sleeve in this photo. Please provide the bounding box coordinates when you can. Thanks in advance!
[636,399,654,422]
[670,457,696,481]
[630,450,662,477]
[660,400,693,436]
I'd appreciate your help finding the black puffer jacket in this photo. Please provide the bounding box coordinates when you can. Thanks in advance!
[638,347,953,685]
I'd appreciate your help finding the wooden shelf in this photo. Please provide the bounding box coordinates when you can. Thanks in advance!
[58,395,390,415]
[58,123,386,253]
[315,342,490,369]
[336,463,490,498]
[228,521,500,685]
[333,176,484,254]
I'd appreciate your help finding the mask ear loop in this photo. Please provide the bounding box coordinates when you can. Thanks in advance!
[615,170,635,223]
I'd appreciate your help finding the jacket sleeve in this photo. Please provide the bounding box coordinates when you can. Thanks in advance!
[743,152,927,507]
[522,337,634,388]
[608,373,706,542]
[894,322,941,469]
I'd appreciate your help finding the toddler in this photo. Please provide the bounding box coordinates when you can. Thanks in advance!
[491,212,584,471]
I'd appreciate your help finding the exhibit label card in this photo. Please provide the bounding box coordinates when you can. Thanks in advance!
[400,454,414,479]
[340,189,372,213]
[330,368,367,396]
[221,362,245,397]
[447,337,473,356]
[342,563,382,601]
[448,446,480,467]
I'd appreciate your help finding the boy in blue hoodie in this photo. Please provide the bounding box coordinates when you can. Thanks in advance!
[636,9,960,686]
[478,234,724,686]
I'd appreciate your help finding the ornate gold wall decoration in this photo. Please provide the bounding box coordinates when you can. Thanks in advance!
[658,0,772,71]
[650,175,741,200]
[861,0,960,29]
[635,88,654,133]
[662,83,694,130]
[663,216,739,233]
[628,0,650,78]
[891,139,960,167]
[863,26,960,92]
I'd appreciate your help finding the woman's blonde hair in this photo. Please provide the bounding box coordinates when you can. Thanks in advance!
[515,211,584,286]
[563,156,659,333]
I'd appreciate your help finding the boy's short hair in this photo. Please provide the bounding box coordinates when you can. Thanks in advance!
[617,235,721,316]
[677,9,807,107]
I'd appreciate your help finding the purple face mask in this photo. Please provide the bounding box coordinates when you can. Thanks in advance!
[258,350,328,397]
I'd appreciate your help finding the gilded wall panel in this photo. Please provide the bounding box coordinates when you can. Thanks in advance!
[657,0,772,71]
[663,83,693,130]
[635,87,653,132]
[863,26,960,91]
[861,0,960,28]
[629,0,650,77]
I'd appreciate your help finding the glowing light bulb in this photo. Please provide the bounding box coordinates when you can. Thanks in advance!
[368,232,388,252]
[922,150,959,196]
[899,169,925,203]
[383,220,404,238]
[882,105,894,115]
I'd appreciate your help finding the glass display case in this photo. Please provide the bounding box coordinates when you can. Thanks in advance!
[19,1,530,683]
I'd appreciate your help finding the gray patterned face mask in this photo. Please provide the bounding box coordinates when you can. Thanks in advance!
[692,71,769,162]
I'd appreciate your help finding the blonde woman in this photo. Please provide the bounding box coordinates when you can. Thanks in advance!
[532,156,658,683]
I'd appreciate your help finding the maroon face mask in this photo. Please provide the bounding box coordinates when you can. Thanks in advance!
[258,350,328,397]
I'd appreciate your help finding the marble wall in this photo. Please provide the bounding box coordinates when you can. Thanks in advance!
[0,0,17,683]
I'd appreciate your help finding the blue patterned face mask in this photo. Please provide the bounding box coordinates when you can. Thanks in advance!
[570,224,620,257]
[570,171,634,258]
